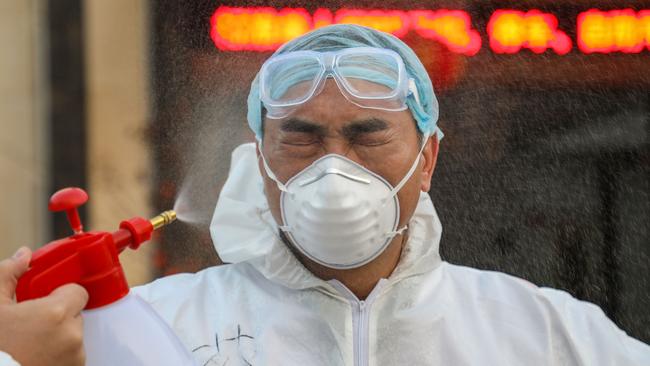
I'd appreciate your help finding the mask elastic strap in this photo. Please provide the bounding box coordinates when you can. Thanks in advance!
[257,139,290,193]
[388,133,430,197]
[260,133,429,196]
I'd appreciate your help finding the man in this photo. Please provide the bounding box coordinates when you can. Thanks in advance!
[1,24,649,365]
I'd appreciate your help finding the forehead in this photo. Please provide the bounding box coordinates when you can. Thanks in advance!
[264,79,415,135]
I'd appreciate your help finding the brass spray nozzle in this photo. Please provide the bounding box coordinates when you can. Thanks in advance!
[150,210,177,230]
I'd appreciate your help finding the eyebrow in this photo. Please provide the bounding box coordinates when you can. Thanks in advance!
[280,118,327,135]
[279,116,390,139]
[341,118,390,140]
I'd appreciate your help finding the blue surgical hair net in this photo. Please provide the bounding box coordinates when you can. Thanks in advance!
[247,24,442,140]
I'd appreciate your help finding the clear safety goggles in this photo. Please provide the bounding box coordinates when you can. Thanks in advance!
[259,47,420,119]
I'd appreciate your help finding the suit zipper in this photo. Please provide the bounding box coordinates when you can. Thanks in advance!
[329,279,386,366]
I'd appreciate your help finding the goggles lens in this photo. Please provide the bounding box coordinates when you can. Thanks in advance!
[260,48,410,119]
[262,55,323,106]
[336,52,400,96]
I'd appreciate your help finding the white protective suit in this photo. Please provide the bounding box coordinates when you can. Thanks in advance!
[136,143,650,365]
[0,353,17,366]
[1,142,648,365]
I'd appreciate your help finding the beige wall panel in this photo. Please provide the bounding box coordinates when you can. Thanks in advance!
[84,0,153,286]
[0,0,48,259]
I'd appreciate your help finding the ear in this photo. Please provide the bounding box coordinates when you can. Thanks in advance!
[420,134,439,192]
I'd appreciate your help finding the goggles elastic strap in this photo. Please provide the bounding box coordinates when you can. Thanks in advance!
[408,78,422,107]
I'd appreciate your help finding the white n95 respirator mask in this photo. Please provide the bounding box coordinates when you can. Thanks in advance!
[259,135,429,269]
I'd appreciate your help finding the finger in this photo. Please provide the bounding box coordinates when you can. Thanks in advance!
[0,247,32,303]
[46,283,90,316]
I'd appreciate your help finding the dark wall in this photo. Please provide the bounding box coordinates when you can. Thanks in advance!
[47,0,87,239]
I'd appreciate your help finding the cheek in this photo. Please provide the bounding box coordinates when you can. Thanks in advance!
[262,141,315,184]
[357,135,417,180]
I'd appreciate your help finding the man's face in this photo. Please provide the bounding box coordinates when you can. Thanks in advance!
[257,79,438,263]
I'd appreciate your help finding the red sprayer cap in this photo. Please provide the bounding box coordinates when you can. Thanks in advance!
[15,188,156,309]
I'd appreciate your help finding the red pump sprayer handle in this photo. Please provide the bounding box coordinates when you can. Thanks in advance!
[15,188,176,309]
[49,187,88,233]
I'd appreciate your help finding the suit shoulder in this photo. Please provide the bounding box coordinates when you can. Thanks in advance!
[132,262,262,306]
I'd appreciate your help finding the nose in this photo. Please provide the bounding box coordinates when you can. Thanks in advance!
[319,139,365,166]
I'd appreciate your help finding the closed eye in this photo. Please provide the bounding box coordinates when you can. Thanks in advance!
[342,118,392,146]
[281,137,319,146]
[352,131,393,146]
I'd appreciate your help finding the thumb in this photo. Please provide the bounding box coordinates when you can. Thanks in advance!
[0,247,32,303]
